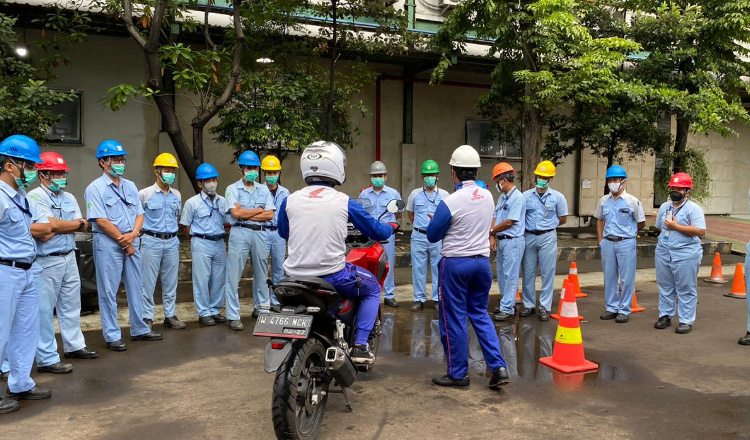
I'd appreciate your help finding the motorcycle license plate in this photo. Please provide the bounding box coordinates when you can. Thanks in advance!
[253,314,313,339]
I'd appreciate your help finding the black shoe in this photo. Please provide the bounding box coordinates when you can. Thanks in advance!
[106,339,127,351]
[0,371,8,381]
[654,315,672,330]
[738,332,750,346]
[37,362,73,374]
[130,331,163,342]
[489,367,510,389]
[432,375,470,388]
[164,316,186,330]
[519,307,535,317]
[494,312,514,322]
[538,307,550,322]
[211,314,227,323]
[384,298,399,308]
[143,318,153,330]
[199,316,216,326]
[5,385,52,401]
[675,323,692,334]
[410,301,424,312]
[492,301,502,314]
[600,311,617,320]
[64,347,99,359]
[228,320,244,331]
[251,309,260,318]
[0,398,19,414]
[350,344,375,364]
[615,314,629,323]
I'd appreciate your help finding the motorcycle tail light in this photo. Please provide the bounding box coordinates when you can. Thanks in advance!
[271,342,286,350]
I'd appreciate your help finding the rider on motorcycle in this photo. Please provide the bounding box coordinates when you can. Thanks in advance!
[277,141,399,363]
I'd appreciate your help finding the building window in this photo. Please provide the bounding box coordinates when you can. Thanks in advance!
[47,91,82,145]
[465,119,523,159]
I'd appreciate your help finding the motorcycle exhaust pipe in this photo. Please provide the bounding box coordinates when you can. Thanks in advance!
[325,346,358,388]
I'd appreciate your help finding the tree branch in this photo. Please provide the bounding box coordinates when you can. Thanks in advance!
[121,0,147,48]
[204,1,217,50]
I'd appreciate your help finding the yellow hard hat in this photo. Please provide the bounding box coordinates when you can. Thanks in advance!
[153,153,179,168]
[534,160,555,177]
[261,155,281,171]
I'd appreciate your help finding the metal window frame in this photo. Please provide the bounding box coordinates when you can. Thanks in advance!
[47,89,83,146]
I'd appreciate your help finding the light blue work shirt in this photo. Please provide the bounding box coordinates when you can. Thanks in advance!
[406,187,449,230]
[266,183,289,227]
[0,180,50,263]
[594,191,646,239]
[180,191,230,237]
[28,186,81,256]
[523,188,568,231]
[85,173,144,234]
[359,185,402,224]
[493,187,526,237]
[655,200,706,262]
[225,179,275,226]
[139,183,181,234]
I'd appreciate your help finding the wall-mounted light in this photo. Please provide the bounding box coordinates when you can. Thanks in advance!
[16,46,28,58]
[256,57,274,64]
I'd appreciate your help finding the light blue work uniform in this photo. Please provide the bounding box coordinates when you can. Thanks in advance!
[85,173,151,342]
[746,190,750,333]
[0,180,48,393]
[521,188,568,312]
[180,192,229,318]
[224,180,275,318]
[654,200,706,325]
[494,186,526,315]
[359,185,402,299]
[266,183,289,295]
[28,186,87,367]
[406,186,448,302]
[595,191,645,315]
[139,184,181,320]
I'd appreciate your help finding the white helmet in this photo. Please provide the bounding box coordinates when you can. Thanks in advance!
[449,145,481,168]
[300,140,347,185]
[369,161,387,174]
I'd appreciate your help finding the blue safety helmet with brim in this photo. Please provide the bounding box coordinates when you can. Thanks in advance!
[196,163,219,180]
[96,140,127,159]
[238,151,261,167]
[0,135,43,164]
[605,165,627,179]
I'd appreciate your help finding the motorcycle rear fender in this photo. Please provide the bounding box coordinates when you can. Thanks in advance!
[263,333,334,373]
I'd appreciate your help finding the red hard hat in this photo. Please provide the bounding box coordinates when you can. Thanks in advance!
[668,172,692,189]
[37,152,70,172]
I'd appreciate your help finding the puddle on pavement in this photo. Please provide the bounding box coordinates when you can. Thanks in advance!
[379,310,634,390]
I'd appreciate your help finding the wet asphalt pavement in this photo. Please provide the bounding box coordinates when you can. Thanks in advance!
[4,277,750,439]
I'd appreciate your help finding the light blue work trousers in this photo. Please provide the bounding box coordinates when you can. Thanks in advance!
[600,238,637,315]
[141,234,180,319]
[191,236,227,317]
[0,264,39,393]
[521,231,557,312]
[655,251,702,325]
[225,226,269,319]
[496,236,525,314]
[383,234,396,299]
[411,231,441,302]
[266,230,285,305]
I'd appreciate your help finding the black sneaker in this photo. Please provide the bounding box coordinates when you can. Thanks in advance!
[489,367,510,389]
[199,316,216,326]
[675,323,692,334]
[143,318,153,329]
[410,301,424,312]
[538,307,550,322]
[600,311,617,320]
[211,314,227,323]
[350,344,375,364]
[615,313,629,323]
[494,312,514,322]
[384,298,399,308]
[738,332,750,346]
[519,307,535,317]
[654,315,671,330]
[432,375,470,388]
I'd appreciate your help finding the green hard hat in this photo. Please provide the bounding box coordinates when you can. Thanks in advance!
[421,159,439,174]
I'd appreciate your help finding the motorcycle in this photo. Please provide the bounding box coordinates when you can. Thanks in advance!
[254,199,405,440]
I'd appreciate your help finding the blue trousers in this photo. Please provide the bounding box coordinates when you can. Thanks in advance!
[745,242,749,332]
[383,234,396,299]
[94,234,151,342]
[656,251,701,325]
[438,256,506,380]
[0,265,39,393]
[191,237,226,317]
[496,236,525,314]
[225,227,270,319]
[521,231,557,312]
[36,253,86,367]
[600,238,637,315]
[266,230,285,305]
[411,231,441,302]
[141,235,180,319]
[322,263,381,346]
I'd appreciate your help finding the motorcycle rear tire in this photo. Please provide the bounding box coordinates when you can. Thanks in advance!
[272,338,330,440]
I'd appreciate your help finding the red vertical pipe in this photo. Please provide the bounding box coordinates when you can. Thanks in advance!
[375,75,382,161]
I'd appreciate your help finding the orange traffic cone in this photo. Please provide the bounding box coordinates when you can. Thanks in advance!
[539,284,598,374]
[552,279,583,321]
[631,292,645,313]
[724,264,747,299]
[515,290,522,305]
[704,253,728,284]
[568,262,587,298]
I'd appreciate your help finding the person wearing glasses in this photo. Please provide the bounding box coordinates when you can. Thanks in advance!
[84,140,162,352]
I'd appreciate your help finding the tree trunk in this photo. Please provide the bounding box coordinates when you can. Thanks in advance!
[605,135,616,195]
[521,94,543,190]
[673,115,690,174]
[325,0,338,141]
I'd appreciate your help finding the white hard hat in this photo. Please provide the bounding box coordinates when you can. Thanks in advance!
[369,161,387,174]
[449,145,481,168]
[300,141,347,185]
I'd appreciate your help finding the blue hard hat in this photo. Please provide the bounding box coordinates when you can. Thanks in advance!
[0,135,43,163]
[605,165,627,179]
[196,163,219,180]
[96,140,127,158]
[238,150,261,167]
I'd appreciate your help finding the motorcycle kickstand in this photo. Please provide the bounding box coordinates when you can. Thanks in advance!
[329,383,354,412]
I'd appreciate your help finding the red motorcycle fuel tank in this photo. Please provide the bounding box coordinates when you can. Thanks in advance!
[346,241,389,285]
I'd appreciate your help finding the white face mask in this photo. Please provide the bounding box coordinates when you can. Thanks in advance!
[608,182,622,194]
[203,182,218,195]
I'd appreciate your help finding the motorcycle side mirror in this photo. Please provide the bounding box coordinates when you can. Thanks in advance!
[386,199,405,214]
